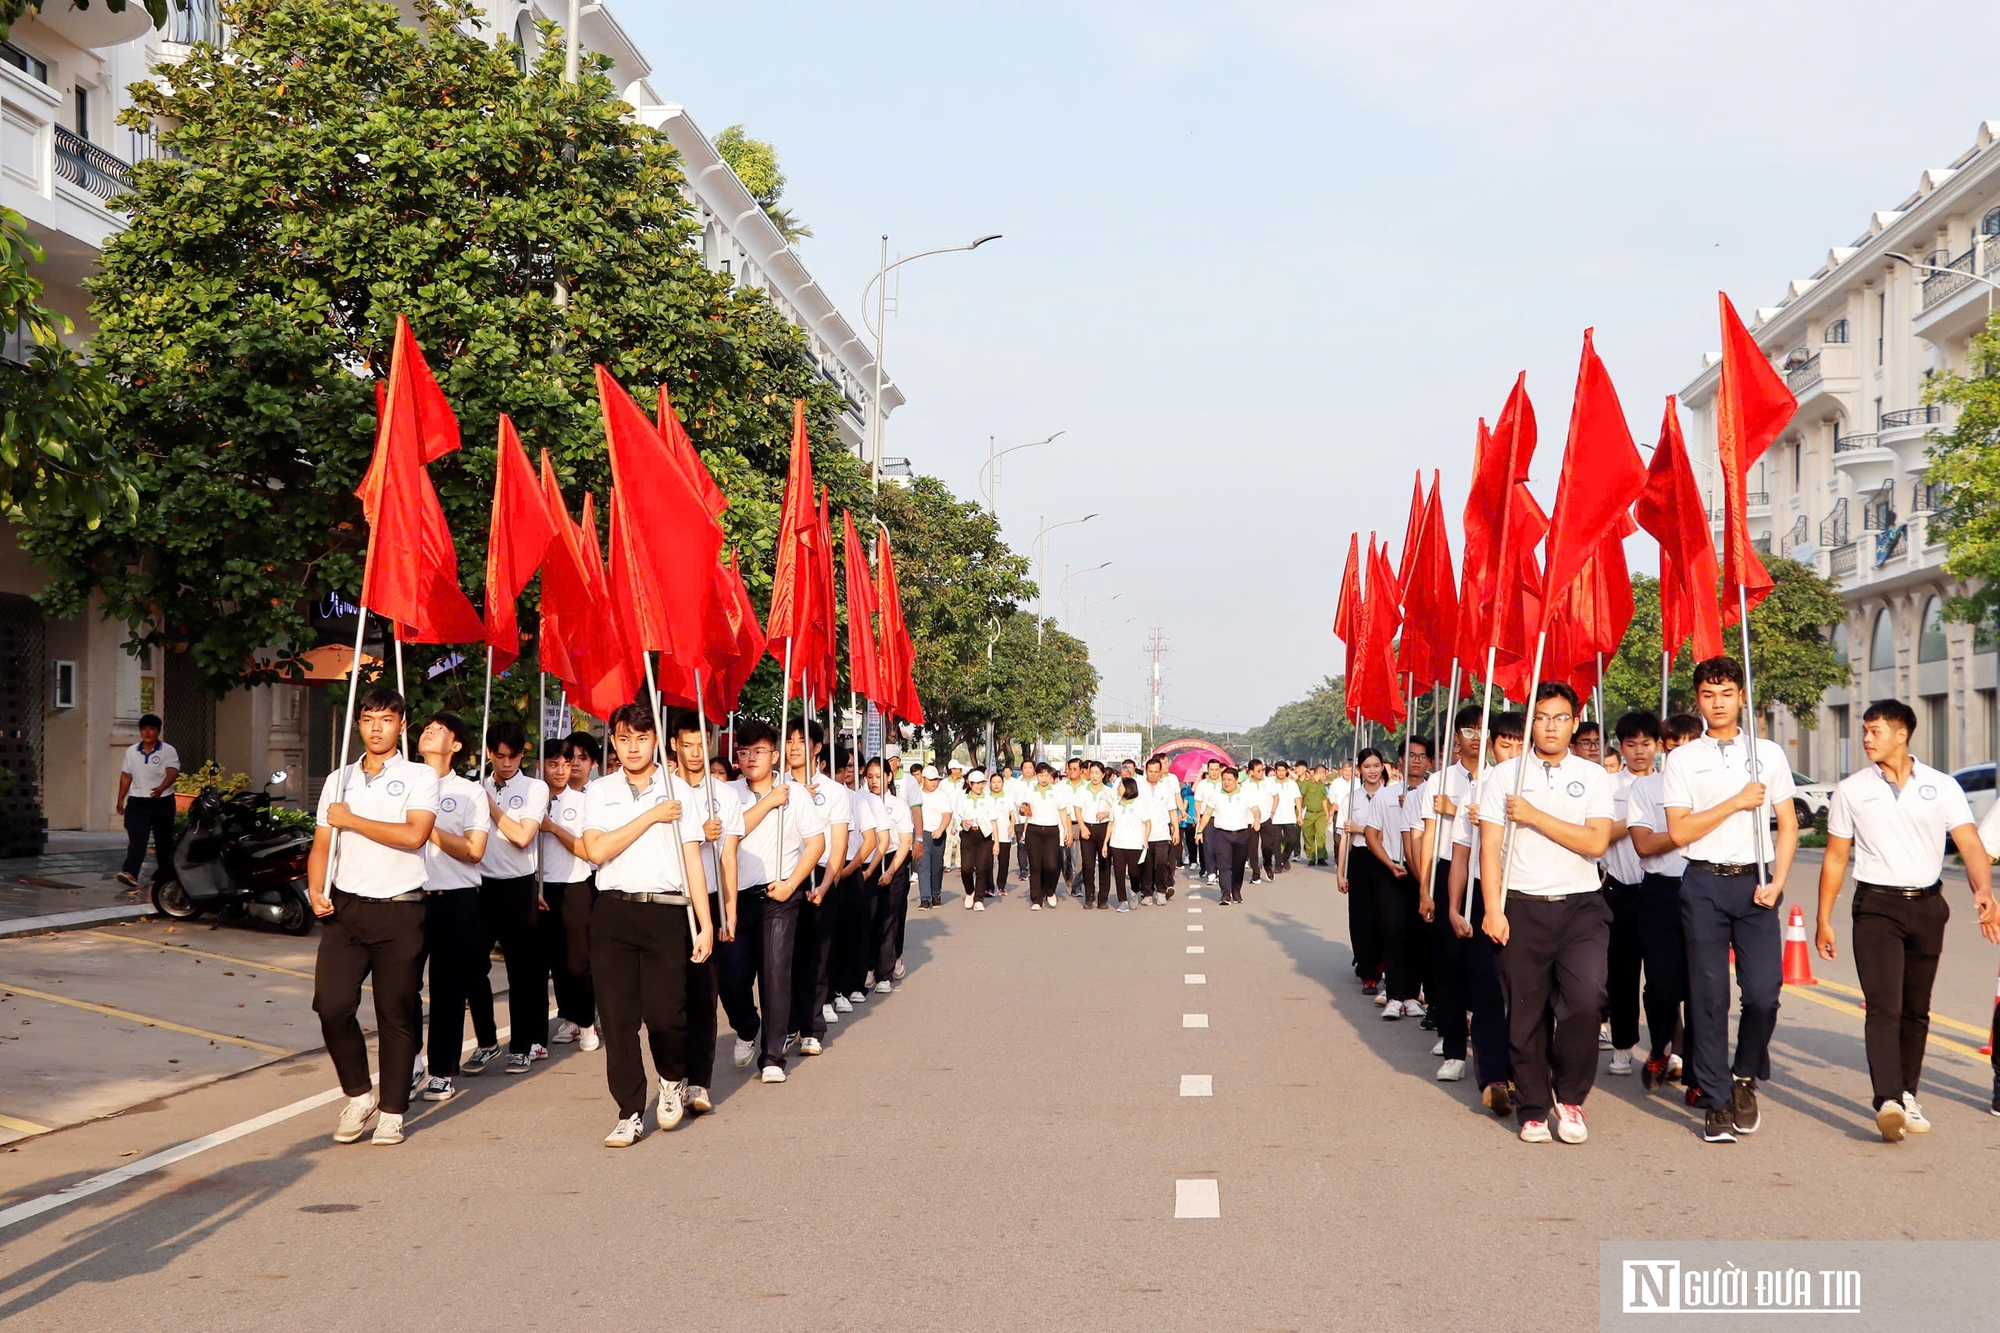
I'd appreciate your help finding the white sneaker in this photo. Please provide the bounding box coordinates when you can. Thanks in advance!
[1609,1048,1634,1076]
[1030,904,1042,911]
[333,1092,378,1143]
[1401,998,1426,1018]
[604,1113,643,1147]
[892,960,906,981]
[687,1085,712,1114]
[658,1078,686,1130]
[552,1018,583,1044]
[1598,1023,1613,1050]
[874,981,894,995]
[761,1065,787,1084]
[1437,1059,1467,1082]
[577,1024,601,1052]
[850,990,868,1004]
[418,1075,456,1102]
[974,902,986,911]
[733,1036,756,1068]
[823,1003,839,1024]
[834,995,853,1014]
[1902,1092,1932,1133]
[800,1036,822,1056]
[1373,991,1390,1007]
[1519,1118,1553,1143]
[864,972,876,989]
[1381,1000,1405,1020]
[371,1112,405,1146]
[529,1043,549,1061]
[1555,1104,1588,1144]
[963,895,975,910]
[1431,1039,1445,1057]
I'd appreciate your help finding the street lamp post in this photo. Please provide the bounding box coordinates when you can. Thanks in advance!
[863,233,1003,492]
[1061,561,1113,632]
[979,430,1064,519]
[1034,512,1097,643]
[1888,249,2000,319]
[1077,590,1123,641]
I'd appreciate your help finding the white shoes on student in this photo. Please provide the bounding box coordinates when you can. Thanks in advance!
[657,1078,687,1130]
[834,995,853,1014]
[734,1036,757,1068]
[604,1113,643,1147]
[578,1025,601,1052]
[1608,1049,1634,1076]
[371,1113,405,1146]
[333,1092,378,1144]
[1436,1059,1466,1082]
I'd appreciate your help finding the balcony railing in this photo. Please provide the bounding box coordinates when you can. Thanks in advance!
[1913,479,1946,514]
[1785,515,1808,549]
[1880,405,1943,429]
[1819,498,1849,548]
[1863,495,1897,531]
[1745,490,1771,508]
[52,125,131,199]
[1833,432,1879,453]
[1923,246,1978,308]
[1830,543,1858,578]
[1751,534,1773,555]
[169,0,224,45]
[1785,352,1822,391]
[1985,236,2000,277]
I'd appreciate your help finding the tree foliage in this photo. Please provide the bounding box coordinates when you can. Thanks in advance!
[21,0,861,700]
[1925,314,2000,638]
[714,124,811,244]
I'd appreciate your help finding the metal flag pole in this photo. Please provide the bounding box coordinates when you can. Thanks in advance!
[641,650,698,941]
[1399,671,1416,799]
[1473,645,1499,785]
[535,662,545,901]
[1738,585,1769,890]
[478,645,495,784]
[1660,647,1671,719]
[1595,651,1605,738]
[1495,631,1550,908]
[775,638,794,860]
[324,604,373,889]
[392,625,409,759]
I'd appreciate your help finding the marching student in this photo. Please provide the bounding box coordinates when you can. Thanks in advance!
[918,765,955,909]
[1057,757,1086,895]
[1074,761,1115,908]
[540,736,600,1053]
[944,759,967,871]
[1447,711,1523,1111]
[833,749,883,1003]
[1139,756,1180,905]
[308,687,440,1147]
[868,758,915,990]
[1816,700,2000,1141]
[957,767,998,911]
[1180,771,1199,869]
[1570,720,1602,765]
[1105,776,1155,911]
[785,720,851,1053]
[1380,737,1432,1021]
[476,720,552,1075]
[564,730,601,788]
[1007,765,1034,883]
[1271,761,1303,872]
[668,710,742,1117]
[1193,758,1224,882]
[1601,712,1659,1077]
[1659,656,1798,1145]
[986,770,1018,899]
[1326,761,1355,871]
[1252,759,1284,882]
[1477,683,1615,1145]
[414,711,490,1106]
[1421,706,1485,1081]
[114,712,178,889]
[579,702,712,1147]
[1342,749,1394,994]
[719,721,827,1083]
[1627,712,1700,1093]
[1020,761,1072,910]
[1198,766,1262,905]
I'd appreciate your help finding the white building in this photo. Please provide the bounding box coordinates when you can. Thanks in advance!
[0,0,893,841]
[1679,120,2000,782]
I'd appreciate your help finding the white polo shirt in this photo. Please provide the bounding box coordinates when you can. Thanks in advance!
[581,767,696,894]
[672,771,745,899]
[1108,797,1153,849]
[1363,782,1407,865]
[540,785,593,884]
[1271,778,1302,825]
[802,772,852,869]
[479,772,550,880]
[878,790,914,845]
[984,789,1016,842]
[1074,783,1115,826]
[1207,786,1260,832]
[1452,786,1484,883]
[1476,754,1615,898]
[836,783,879,862]
[1022,784,1068,827]
[121,741,180,798]
[958,789,1002,837]
[923,782,958,837]
[1326,776,1353,825]
[1827,761,1974,888]
[424,771,491,891]
[1623,772,1686,877]
[1659,733,1795,864]
[1601,769,1645,886]
[317,754,440,897]
[1347,782,1398,848]
[728,776,829,886]
[1419,764,1477,865]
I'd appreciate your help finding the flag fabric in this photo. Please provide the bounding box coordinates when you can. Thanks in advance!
[1491,483,1550,702]
[608,487,699,713]
[1399,471,1457,694]
[1395,472,1426,590]
[1353,536,1407,729]
[537,470,639,722]
[356,316,484,645]
[482,415,556,673]
[1716,293,1796,625]
[711,551,767,713]
[842,511,884,707]
[1393,472,1430,685]
[1540,329,1647,630]
[814,487,839,707]
[875,526,924,725]
[1466,378,1538,671]
[1451,424,1490,672]
[766,400,824,698]
[1333,532,1362,647]
[655,385,728,522]
[1546,517,1636,693]
[1346,535,1376,724]
[1635,397,1726,664]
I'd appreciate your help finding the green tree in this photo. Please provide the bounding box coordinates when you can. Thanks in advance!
[984,610,1096,757]
[0,207,133,525]
[714,124,812,245]
[1247,676,1353,763]
[21,0,860,704]
[1925,314,2000,638]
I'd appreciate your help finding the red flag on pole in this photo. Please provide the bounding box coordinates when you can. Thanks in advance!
[1355,537,1407,729]
[842,511,884,706]
[482,415,555,673]
[1467,379,1538,670]
[1540,329,1647,628]
[815,487,839,708]
[1347,535,1377,724]
[767,401,822,694]
[1395,472,1426,590]
[1333,532,1362,647]
[543,483,640,723]
[1401,472,1457,694]
[711,550,767,713]
[1492,483,1550,702]
[655,385,729,522]
[1635,397,1725,663]
[875,526,924,726]
[1716,294,1796,625]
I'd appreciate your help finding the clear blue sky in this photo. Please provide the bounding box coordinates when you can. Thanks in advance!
[622,1,2000,732]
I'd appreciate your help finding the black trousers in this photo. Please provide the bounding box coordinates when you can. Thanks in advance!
[1429,862,1470,1060]
[1212,826,1249,902]
[1852,886,1949,1109]
[479,875,546,1053]
[1277,823,1300,868]
[1496,891,1612,1124]
[1078,823,1110,899]
[792,868,837,1038]
[1024,825,1063,906]
[1681,864,1781,1110]
[122,795,175,880]
[589,894,691,1119]
[995,840,1012,885]
[314,892,425,1116]
[1199,827,1215,876]
[959,830,995,904]
[1253,822,1279,880]
[1347,845,1382,980]
[539,877,596,1028]
[717,885,802,1070]
[1377,858,1422,1002]
[422,888,493,1078]
[1638,872,1690,1065]
[684,890,723,1089]
[835,861,876,995]
[876,861,909,981]
[1107,846,1142,905]
[1148,840,1176,898]
[1465,887,1511,1089]
[1604,877,1643,1051]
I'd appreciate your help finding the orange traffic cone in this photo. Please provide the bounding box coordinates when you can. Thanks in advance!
[1781,903,1817,986]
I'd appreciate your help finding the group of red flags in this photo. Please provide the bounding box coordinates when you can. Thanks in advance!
[1332,295,1799,730]
[353,315,923,733]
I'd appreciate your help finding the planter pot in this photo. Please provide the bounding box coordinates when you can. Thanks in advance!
[175,792,196,813]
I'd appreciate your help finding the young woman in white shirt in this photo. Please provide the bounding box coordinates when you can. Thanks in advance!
[1105,777,1155,912]
[1342,749,1393,993]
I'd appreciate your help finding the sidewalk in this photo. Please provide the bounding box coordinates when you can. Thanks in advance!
[0,831,156,936]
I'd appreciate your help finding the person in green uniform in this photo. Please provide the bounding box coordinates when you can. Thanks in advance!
[1300,764,1331,865]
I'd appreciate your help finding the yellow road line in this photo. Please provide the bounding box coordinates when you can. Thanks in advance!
[82,929,325,986]
[1785,983,1991,1064]
[0,981,290,1055]
[1802,976,1993,1041]
[0,1113,51,1136]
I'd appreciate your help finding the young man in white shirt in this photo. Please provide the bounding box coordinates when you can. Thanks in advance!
[1193,758,1225,884]
[580,702,712,1146]
[719,721,827,1082]
[1628,711,1699,1093]
[1139,756,1180,905]
[1375,738,1431,1020]
[1019,762,1073,910]
[669,710,742,1116]
[834,749,885,997]
[1072,761,1115,908]
[474,719,553,1075]
[1420,707,1484,1080]
[786,719,852,1052]
[1271,761,1303,873]
[1447,711,1523,1110]
[1659,655,1799,1145]
[415,711,491,1105]
[1816,698,2000,1140]
[1477,683,1615,1145]
[1601,712,1657,1077]
[1343,749,1395,995]
[115,712,179,888]
[540,736,600,1053]
[309,687,441,1147]
[868,758,915,990]
[1197,767,1263,905]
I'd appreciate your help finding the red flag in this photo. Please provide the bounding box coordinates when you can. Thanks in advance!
[1354,537,1407,729]
[608,487,699,713]
[540,479,640,723]
[655,385,729,522]
[842,511,884,706]
[711,551,767,713]
[482,416,555,673]
[1635,397,1725,664]
[1333,532,1362,647]
[1540,330,1646,630]
[356,315,484,646]
[1400,472,1458,692]
[1347,534,1378,724]
[1716,294,1795,626]
[766,401,823,696]
[1547,517,1637,692]
[1395,472,1426,590]
[1465,378,1538,669]
[815,487,838,707]
[597,366,724,669]
[1491,483,1550,702]
[875,526,924,725]
[1452,425,1490,671]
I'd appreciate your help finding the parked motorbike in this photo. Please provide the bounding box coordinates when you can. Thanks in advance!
[153,771,315,935]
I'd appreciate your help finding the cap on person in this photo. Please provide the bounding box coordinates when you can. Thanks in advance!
[967,768,986,783]
[920,764,940,779]
[948,759,966,771]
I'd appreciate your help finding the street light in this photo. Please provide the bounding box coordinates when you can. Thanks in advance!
[1034,512,1097,642]
[1888,250,2000,319]
[1077,590,1123,639]
[978,430,1064,518]
[1061,560,1114,630]
[863,233,1004,492]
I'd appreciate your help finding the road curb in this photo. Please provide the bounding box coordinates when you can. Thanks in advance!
[0,904,159,939]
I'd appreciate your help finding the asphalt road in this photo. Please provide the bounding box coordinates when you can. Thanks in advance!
[5,860,2000,1332]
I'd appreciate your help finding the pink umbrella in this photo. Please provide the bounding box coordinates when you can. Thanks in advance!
[1160,742,1233,782]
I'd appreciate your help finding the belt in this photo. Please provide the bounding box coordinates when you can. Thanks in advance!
[1857,880,1944,899]
[739,883,770,899]
[1688,860,1760,877]
[603,888,691,906]
[1511,888,1602,902]
[335,888,425,903]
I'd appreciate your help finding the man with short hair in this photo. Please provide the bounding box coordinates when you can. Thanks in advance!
[1450,711,1522,1113]
[917,765,954,908]
[868,758,914,989]
[1271,761,1303,872]
[115,713,179,888]
[1601,711,1659,1078]
[415,711,491,1106]
[1479,683,1615,1145]
[476,720,552,1075]
[832,748,884,1006]
[1660,655,1798,1144]
[540,737,600,1053]
[1139,756,1180,905]
[1072,761,1114,907]
[787,720,852,1052]
[1421,707,1484,1080]
[1019,762,1072,910]
[1570,720,1602,765]
[1818,699,1999,1140]
[309,688,440,1147]
[667,710,741,1117]
[1299,764,1330,867]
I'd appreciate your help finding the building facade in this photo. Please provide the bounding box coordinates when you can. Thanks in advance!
[1679,120,2000,781]
[1,0,891,840]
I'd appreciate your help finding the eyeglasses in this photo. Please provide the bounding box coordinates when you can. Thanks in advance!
[1457,727,1482,740]
[1534,713,1575,726]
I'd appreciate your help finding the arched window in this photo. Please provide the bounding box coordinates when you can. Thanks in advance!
[1824,318,1849,344]
[1829,623,1848,666]
[1984,205,2000,237]
[512,14,531,72]
[1869,608,1897,674]
[1919,596,1948,662]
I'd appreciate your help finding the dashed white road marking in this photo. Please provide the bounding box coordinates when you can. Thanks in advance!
[1188,908,1202,914]
[1184,973,1206,984]
[1180,1074,1213,1097]
[1187,924,1203,932]
[1186,946,1205,954]
[1183,1014,1208,1028]
[1175,1178,1221,1218]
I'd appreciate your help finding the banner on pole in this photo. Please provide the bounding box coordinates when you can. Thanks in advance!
[864,701,883,762]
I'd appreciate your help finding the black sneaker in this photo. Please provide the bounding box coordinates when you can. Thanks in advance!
[1641,1054,1668,1092]
[1730,1077,1760,1134]
[1701,1108,1738,1143]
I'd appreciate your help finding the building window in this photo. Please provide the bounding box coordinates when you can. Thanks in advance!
[1876,293,1886,366]
[1834,704,1851,774]
[1924,695,1949,769]
[1985,206,2000,237]
[0,40,48,83]
[1919,596,1947,662]
[1869,608,1896,682]
[1824,318,1849,344]
[1829,623,1848,667]
[1793,441,1801,490]
[1983,689,1999,762]
[74,86,91,141]
[511,15,529,72]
